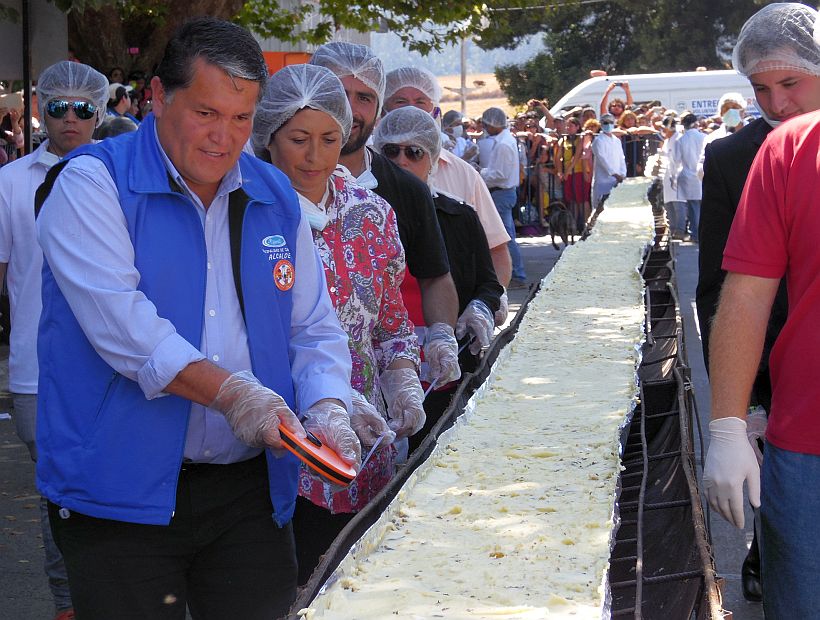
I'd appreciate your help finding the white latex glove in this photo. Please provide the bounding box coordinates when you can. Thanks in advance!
[702,417,761,529]
[455,299,494,355]
[494,291,509,326]
[424,322,461,385]
[349,390,395,448]
[211,370,304,449]
[746,406,768,466]
[301,400,362,469]
[380,368,426,440]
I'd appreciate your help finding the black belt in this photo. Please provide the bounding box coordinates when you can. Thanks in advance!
[489,186,516,192]
[180,452,265,474]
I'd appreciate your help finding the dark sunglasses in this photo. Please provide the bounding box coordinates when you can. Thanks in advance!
[381,144,426,162]
[46,100,97,121]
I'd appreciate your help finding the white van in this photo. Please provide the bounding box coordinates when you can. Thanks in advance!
[549,70,757,118]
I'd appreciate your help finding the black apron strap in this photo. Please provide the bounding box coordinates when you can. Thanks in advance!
[227,189,248,321]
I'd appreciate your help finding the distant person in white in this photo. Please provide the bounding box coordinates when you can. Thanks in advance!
[590,113,627,214]
[671,112,706,242]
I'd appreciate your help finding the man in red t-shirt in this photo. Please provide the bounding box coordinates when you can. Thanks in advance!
[703,109,820,617]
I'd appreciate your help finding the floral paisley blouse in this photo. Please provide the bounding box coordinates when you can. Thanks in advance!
[298,170,419,513]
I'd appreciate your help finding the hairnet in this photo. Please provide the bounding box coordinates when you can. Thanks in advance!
[441,109,462,127]
[252,64,352,151]
[37,61,109,128]
[309,42,385,109]
[372,106,442,164]
[384,67,442,107]
[732,3,820,77]
[481,107,507,128]
[717,92,747,113]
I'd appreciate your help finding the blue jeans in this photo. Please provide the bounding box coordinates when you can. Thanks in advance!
[664,201,686,237]
[491,188,526,280]
[761,443,820,618]
[686,199,700,242]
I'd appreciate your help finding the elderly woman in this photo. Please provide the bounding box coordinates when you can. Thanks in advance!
[252,63,425,585]
[373,106,503,453]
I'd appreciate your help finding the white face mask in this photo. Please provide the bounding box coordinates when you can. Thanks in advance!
[451,125,464,138]
[297,189,331,231]
[601,123,615,133]
[758,106,781,129]
[721,108,742,127]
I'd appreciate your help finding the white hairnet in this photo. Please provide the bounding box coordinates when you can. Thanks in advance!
[37,61,109,128]
[717,92,747,112]
[732,3,820,77]
[372,106,441,164]
[309,42,385,109]
[481,107,507,129]
[252,64,352,151]
[384,66,442,107]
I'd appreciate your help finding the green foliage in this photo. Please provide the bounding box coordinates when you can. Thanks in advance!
[484,0,766,105]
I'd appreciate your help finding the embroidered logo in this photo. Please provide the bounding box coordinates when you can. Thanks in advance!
[262,235,286,248]
[273,259,295,291]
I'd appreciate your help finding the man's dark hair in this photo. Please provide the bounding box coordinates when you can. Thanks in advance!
[154,17,268,100]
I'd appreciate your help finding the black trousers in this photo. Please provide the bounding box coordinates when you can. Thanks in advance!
[49,454,297,620]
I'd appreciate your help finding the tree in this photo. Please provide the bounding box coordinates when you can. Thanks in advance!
[484,0,766,106]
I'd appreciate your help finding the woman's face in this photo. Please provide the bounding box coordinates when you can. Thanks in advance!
[381,141,431,183]
[620,114,636,128]
[267,108,344,204]
[566,120,580,135]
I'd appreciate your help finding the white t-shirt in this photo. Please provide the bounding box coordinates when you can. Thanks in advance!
[0,140,59,393]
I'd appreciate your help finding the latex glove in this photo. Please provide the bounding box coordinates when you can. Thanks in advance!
[380,368,426,440]
[494,291,509,326]
[424,322,461,385]
[349,390,395,448]
[746,406,768,466]
[301,400,362,469]
[455,299,494,355]
[211,370,304,449]
[702,417,761,529]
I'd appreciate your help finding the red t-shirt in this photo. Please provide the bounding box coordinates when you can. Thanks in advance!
[723,110,820,454]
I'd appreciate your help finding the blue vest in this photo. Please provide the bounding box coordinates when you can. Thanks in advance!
[37,115,303,526]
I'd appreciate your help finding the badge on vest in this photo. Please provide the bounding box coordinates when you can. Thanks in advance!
[274,259,294,291]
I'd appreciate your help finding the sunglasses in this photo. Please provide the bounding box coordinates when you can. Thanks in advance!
[46,99,97,121]
[381,144,426,162]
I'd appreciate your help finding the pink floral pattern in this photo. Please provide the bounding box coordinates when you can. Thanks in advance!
[298,172,419,513]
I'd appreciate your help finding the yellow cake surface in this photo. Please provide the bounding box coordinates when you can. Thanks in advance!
[301,179,653,620]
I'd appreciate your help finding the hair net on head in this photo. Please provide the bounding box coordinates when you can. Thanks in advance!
[372,106,442,164]
[441,109,462,127]
[384,67,442,107]
[732,3,820,77]
[309,42,385,108]
[481,107,507,128]
[252,64,353,151]
[717,92,747,112]
[37,61,109,128]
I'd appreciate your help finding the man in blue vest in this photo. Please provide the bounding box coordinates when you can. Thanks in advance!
[35,17,359,620]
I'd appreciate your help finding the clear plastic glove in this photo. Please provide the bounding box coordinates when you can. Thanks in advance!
[301,400,362,469]
[746,406,768,466]
[210,370,304,449]
[349,390,395,448]
[380,368,426,440]
[702,417,761,529]
[424,322,461,385]
[456,299,494,355]
[494,291,509,326]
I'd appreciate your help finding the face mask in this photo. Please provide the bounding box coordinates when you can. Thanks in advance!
[297,191,330,231]
[721,108,742,127]
[758,106,781,129]
[601,123,615,133]
[451,125,464,138]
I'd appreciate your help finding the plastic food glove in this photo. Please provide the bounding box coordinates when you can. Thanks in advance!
[350,390,395,448]
[456,299,494,355]
[380,368,426,440]
[211,370,304,449]
[702,417,761,529]
[424,322,461,385]
[746,406,768,466]
[301,400,362,470]
[494,291,509,326]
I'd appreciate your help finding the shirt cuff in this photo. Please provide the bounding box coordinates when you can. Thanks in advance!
[296,373,352,415]
[136,332,206,400]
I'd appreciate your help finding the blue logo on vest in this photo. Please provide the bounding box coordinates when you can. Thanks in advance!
[262,235,286,248]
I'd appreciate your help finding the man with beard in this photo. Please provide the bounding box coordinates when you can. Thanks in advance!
[310,43,461,396]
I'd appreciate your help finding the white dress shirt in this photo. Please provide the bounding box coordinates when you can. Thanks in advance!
[479,128,519,190]
[672,128,706,201]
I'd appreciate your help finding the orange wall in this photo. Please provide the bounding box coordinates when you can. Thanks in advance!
[263,51,313,75]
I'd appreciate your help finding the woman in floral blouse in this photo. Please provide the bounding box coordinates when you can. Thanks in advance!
[253,64,425,585]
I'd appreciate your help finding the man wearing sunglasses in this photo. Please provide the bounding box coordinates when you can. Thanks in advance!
[34,19,356,619]
[0,60,108,620]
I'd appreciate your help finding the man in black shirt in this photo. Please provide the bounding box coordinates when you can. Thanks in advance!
[311,42,461,389]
